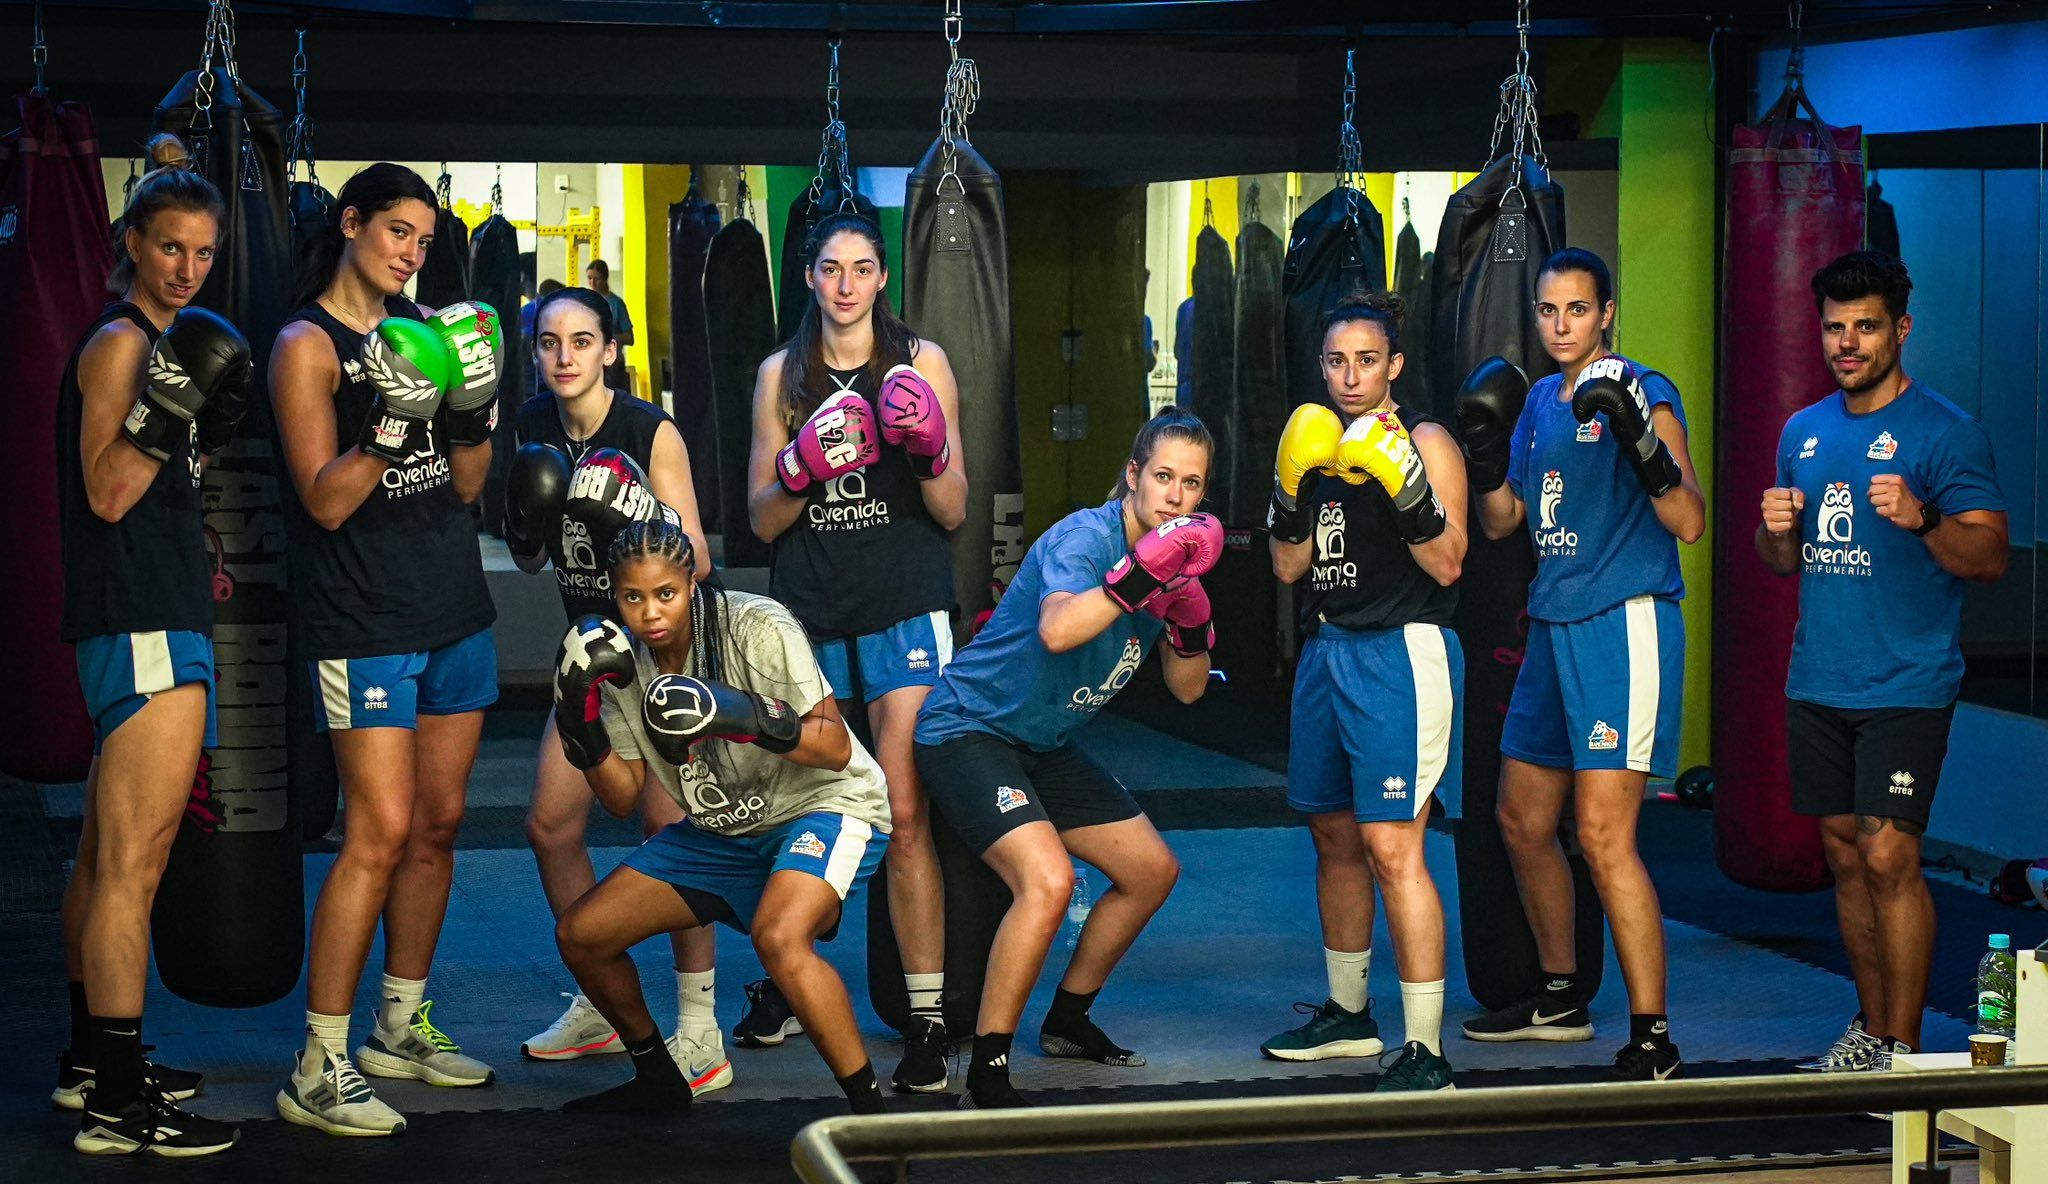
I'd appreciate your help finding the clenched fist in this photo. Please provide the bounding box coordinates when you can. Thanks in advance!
[1761,486,1805,536]
[1867,474,1927,531]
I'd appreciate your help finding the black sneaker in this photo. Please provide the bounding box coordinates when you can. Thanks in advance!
[1609,1038,1683,1081]
[75,1089,238,1157]
[892,1016,952,1093]
[1460,989,1594,1043]
[53,1048,203,1111]
[732,978,804,1048]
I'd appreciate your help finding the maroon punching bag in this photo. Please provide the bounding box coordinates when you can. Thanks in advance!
[0,93,111,784]
[1713,74,1863,893]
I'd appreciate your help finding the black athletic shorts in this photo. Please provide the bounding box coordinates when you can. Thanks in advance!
[914,731,1142,856]
[1787,698,1956,829]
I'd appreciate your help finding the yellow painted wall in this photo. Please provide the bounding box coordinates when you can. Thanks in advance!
[1615,41,1716,771]
[1184,176,1241,289]
[620,163,695,403]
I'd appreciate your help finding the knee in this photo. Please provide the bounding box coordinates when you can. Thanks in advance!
[1013,858,1076,920]
[96,818,180,882]
[1497,802,1555,852]
[1860,840,1921,892]
[340,810,412,877]
[1364,834,1425,883]
[750,917,811,974]
[1574,817,1639,874]
[525,808,583,858]
[1121,848,1181,907]
[1308,816,1364,865]
[886,802,932,855]
[554,912,608,969]
[409,800,465,854]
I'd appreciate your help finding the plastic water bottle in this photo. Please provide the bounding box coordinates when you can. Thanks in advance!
[1977,933,2017,1064]
[1062,859,1094,951]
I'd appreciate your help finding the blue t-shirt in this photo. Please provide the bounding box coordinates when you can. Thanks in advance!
[1506,354,1688,623]
[917,499,1167,753]
[1776,383,2004,709]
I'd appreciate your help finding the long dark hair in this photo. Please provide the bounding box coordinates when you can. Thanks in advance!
[777,212,918,427]
[110,166,224,296]
[1112,407,1215,501]
[533,288,617,343]
[293,162,436,307]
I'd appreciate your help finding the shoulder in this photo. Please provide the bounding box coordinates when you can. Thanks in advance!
[1911,387,1994,454]
[1910,385,1979,428]
[81,316,150,365]
[1529,372,1565,400]
[272,318,339,366]
[912,339,949,367]
[757,348,789,383]
[625,393,677,428]
[723,591,807,651]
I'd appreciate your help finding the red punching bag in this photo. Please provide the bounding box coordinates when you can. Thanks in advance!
[0,93,111,784]
[1713,74,1863,893]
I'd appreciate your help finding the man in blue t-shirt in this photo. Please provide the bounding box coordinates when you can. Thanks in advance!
[1756,251,2009,1071]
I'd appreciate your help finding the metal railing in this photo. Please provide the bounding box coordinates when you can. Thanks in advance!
[792,1065,2048,1183]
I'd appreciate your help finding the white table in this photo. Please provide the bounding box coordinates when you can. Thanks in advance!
[1890,951,2048,1184]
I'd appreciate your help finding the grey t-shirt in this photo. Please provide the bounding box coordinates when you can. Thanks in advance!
[599,589,891,837]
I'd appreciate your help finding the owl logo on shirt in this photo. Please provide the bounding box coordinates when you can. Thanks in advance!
[1538,471,1564,531]
[1069,636,1147,713]
[1314,502,1347,559]
[1818,482,1855,543]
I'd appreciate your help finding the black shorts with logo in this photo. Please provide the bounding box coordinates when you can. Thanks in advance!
[1787,699,1956,829]
[914,730,1142,856]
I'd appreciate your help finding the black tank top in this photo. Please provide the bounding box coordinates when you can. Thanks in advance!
[1296,405,1459,634]
[56,302,213,641]
[513,389,671,622]
[768,363,956,640]
[276,297,496,659]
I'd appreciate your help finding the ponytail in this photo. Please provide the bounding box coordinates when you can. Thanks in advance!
[110,165,224,296]
[293,162,436,307]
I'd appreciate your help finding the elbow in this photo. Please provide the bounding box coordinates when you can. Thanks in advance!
[1039,622,1077,655]
[1171,679,1205,705]
[1431,556,1463,587]
[1675,520,1706,546]
[935,503,968,532]
[1972,553,2011,583]
[313,508,350,533]
[87,487,130,524]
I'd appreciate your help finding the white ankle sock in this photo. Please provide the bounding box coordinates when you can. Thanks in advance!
[905,972,945,1022]
[1324,948,1370,1014]
[305,1011,351,1063]
[1401,979,1446,1056]
[377,974,426,1034]
[679,970,717,1040]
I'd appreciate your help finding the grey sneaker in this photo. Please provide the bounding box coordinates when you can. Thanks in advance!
[1797,1017,1881,1073]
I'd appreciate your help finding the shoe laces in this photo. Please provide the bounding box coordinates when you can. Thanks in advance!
[1818,1027,1877,1069]
[742,978,777,1012]
[1377,1042,1428,1085]
[539,992,592,1039]
[408,1000,461,1054]
[322,1051,375,1103]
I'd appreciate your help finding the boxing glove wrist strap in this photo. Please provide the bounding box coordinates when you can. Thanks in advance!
[1268,487,1311,545]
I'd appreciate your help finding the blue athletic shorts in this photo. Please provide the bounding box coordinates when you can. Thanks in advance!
[1287,622,1465,822]
[1501,595,1684,776]
[813,610,953,703]
[74,631,218,752]
[623,810,888,937]
[307,627,498,731]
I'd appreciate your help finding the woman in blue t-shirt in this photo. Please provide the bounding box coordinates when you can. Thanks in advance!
[914,410,1218,1108]
[1460,248,1705,1080]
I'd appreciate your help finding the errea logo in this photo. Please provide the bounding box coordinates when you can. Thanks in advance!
[1799,436,1819,459]
[1382,776,1409,800]
[1889,771,1916,796]
[906,647,932,671]
[363,686,389,710]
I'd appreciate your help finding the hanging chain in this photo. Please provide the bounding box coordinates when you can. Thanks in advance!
[288,26,315,182]
[936,0,978,194]
[437,164,452,207]
[1785,1,1806,87]
[812,36,856,209]
[31,2,47,96]
[1336,46,1364,228]
[217,0,241,82]
[194,1,221,122]
[492,163,503,216]
[1488,0,1546,197]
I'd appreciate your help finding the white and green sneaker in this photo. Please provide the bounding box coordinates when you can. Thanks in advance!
[276,1048,406,1137]
[357,1000,495,1088]
[1259,999,1384,1062]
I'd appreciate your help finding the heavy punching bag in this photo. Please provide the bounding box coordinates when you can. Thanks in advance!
[470,211,523,541]
[703,203,776,568]
[870,106,1025,1034]
[1713,79,1863,894]
[1227,204,1285,678]
[668,181,722,526]
[1281,186,1387,416]
[288,179,332,274]
[1392,217,1433,409]
[1432,152,1600,1010]
[416,185,471,309]
[149,25,305,1006]
[1188,224,1237,517]
[0,93,112,784]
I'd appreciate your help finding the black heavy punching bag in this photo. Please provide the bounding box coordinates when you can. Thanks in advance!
[703,209,776,568]
[776,179,878,341]
[868,134,1023,1034]
[1392,218,1433,408]
[1281,186,1387,418]
[1226,209,1285,679]
[668,183,722,525]
[150,48,305,1007]
[288,179,333,276]
[416,196,471,309]
[1431,155,1599,1011]
[470,213,523,537]
[1187,224,1237,517]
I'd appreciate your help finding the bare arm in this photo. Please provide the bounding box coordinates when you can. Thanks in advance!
[1648,407,1706,545]
[1921,509,2010,582]
[1270,534,1312,584]
[908,341,969,530]
[1037,588,1128,654]
[1478,482,1524,540]
[583,750,649,817]
[1160,645,1210,703]
[1407,424,1469,585]
[778,695,855,772]
[269,321,390,531]
[646,420,713,577]
[746,351,807,543]
[76,321,169,522]
[450,434,491,504]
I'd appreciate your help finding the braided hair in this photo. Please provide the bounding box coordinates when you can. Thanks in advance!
[607,517,723,684]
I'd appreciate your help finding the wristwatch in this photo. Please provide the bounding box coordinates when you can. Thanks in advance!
[1910,501,1942,536]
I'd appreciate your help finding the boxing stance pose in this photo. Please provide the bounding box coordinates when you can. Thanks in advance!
[1758,252,2007,1070]
[915,410,1215,1108]
[57,167,247,1156]
[747,212,967,1090]
[550,519,893,1119]
[270,163,502,1135]
[507,289,727,1090]
[1260,296,1468,1092]
[1462,248,1705,1080]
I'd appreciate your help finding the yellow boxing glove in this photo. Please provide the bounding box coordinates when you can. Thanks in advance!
[1333,409,1447,544]
[1268,403,1345,543]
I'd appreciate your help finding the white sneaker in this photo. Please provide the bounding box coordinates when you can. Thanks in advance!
[668,1029,735,1095]
[522,993,623,1062]
[276,1048,406,1137]
[356,1000,495,1087]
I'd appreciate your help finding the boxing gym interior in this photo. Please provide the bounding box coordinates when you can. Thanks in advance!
[4,0,2048,1180]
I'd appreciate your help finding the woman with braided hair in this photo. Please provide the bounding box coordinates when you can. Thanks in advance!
[546,518,894,1119]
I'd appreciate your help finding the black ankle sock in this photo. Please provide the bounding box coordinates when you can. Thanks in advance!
[1629,1013,1671,1046]
[626,1031,683,1081]
[88,1015,145,1107]
[68,981,91,1057]
[837,1062,886,1115]
[1540,971,1579,1003]
[1045,986,1098,1027]
[968,1031,1013,1085]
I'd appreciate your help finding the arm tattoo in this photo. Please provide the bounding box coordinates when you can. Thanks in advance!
[1856,814,1925,837]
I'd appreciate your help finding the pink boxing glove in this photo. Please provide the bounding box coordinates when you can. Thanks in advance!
[776,389,880,495]
[1103,512,1224,612]
[878,364,950,480]
[1146,579,1214,657]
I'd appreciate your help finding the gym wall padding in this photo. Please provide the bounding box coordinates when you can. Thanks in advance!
[1713,80,1863,895]
[0,95,113,784]
[667,189,722,528]
[703,214,776,569]
[151,66,305,1007]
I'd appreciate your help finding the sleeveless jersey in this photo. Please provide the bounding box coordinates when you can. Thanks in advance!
[1295,406,1458,634]
[513,389,671,621]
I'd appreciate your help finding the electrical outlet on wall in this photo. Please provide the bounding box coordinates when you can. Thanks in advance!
[554,174,570,193]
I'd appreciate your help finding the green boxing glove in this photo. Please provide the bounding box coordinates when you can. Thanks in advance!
[358,317,458,462]
[433,301,503,448]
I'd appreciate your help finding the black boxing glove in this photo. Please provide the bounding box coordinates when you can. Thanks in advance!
[124,307,253,462]
[553,615,637,770]
[506,443,572,575]
[1453,356,1529,495]
[1571,356,1681,499]
[641,674,802,762]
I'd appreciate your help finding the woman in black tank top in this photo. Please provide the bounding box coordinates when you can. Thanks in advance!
[54,167,240,1153]
[745,213,964,1081]
[268,164,495,1134]
[511,288,726,1063]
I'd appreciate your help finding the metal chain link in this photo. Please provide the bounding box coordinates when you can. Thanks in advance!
[437,164,452,207]
[288,26,317,183]
[935,0,978,195]
[1487,0,1547,199]
[492,163,503,216]
[1336,47,1363,229]
[31,2,47,96]
[812,36,856,212]
[1786,1,1806,87]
